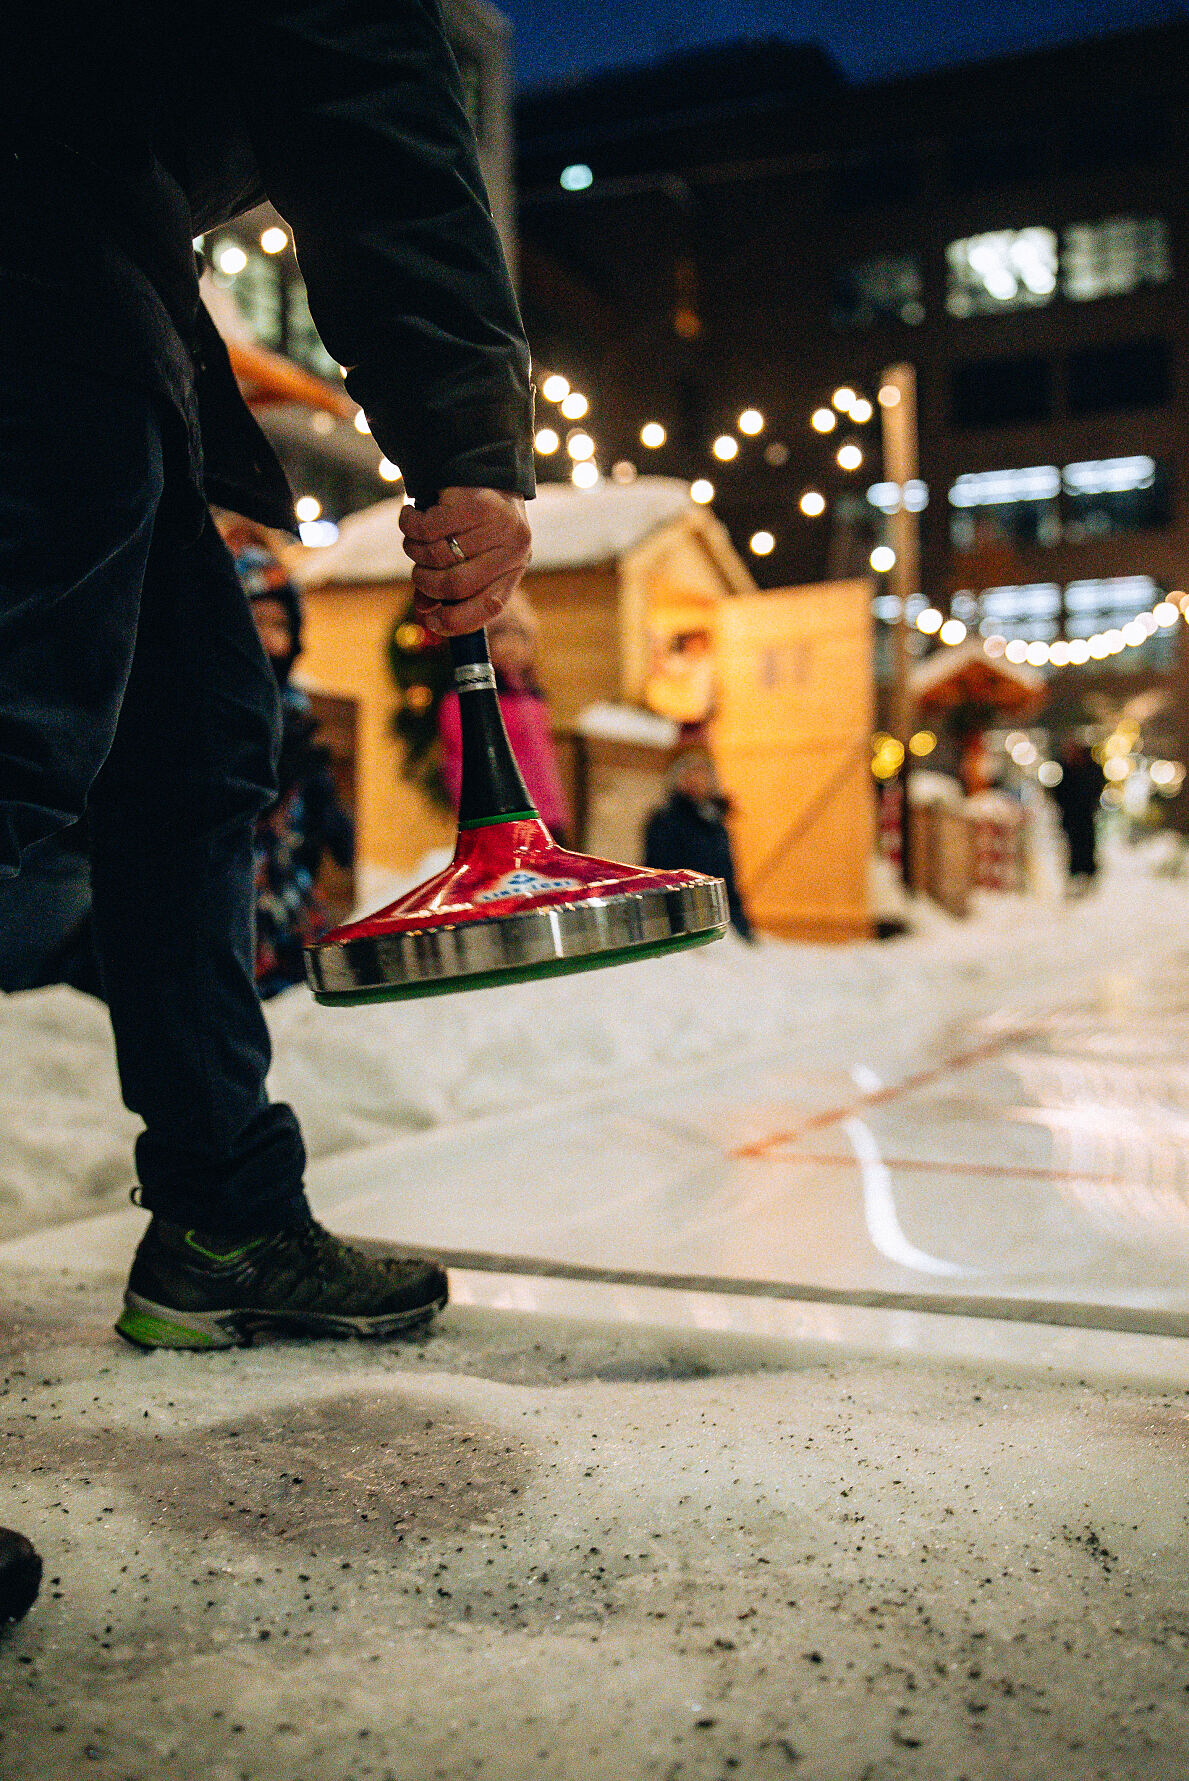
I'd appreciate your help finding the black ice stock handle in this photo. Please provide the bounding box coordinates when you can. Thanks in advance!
[416,491,535,824]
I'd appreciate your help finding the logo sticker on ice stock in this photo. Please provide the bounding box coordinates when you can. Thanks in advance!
[474,869,581,903]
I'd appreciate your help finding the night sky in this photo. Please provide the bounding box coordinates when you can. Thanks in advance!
[500,0,1180,91]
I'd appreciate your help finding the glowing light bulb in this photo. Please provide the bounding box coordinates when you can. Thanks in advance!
[1067,639,1090,663]
[260,227,288,254]
[1047,640,1071,666]
[749,530,775,556]
[878,384,901,408]
[542,374,570,403]
[215,243,247,276]
[849,398,874,424]
[916,608,943,634]
[837,443,863,471]
[909,730,937,757]
[984,635,1007,657]
[870,545,896,573]
[571,460,599,488]
[640,422,666,449]
[800,490,826,517]
[811,408,837,433]
[378,458,401,482]
[560,391,588,420]
[738,408,764,435]
[534,427,560,454]
[566,431,595,461]
[939,618,967,646]
[690,479,714,504]
[1025,640,1051,666]
[833,386,857,413]
[353,410,371,435]
[560,163,593,191]
[1154,602,1179,626]
[712,435,739,462]
[294,495,321,523]
[1004,639,1029,663]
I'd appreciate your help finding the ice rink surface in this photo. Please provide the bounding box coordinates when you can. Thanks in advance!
[2,849,1189,1777]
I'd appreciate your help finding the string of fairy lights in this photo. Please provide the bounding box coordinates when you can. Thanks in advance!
[534,367,1189,679]
[206,231,1189,690]
[531,371,883,560]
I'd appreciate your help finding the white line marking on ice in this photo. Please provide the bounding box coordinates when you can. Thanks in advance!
[843,1116,971,1279]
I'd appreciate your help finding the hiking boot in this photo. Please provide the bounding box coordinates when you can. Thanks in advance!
[115,1216,448,1350]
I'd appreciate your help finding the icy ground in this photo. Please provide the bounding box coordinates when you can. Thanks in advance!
[2,845,1189,1778]
[0,840,1185,1246]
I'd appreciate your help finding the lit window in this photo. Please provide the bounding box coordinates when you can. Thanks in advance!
[949,466,1060,552]
[1063,457,1169,541]
[832,254,924,328]
[866,480,928,515]
[1063,576,1161,639]
[950,467,1060,506]
[977,584,1061,645]
[946,228,1057,316]
[1062,216,1170,302]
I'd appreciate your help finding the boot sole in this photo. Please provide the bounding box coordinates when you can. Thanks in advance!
[114,1288,447,1351]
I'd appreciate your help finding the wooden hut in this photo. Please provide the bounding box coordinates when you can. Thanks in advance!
[291,478,753,871]
[293,481,876,940]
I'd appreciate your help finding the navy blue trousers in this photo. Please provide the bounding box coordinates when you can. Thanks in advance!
[0,353,308,1235]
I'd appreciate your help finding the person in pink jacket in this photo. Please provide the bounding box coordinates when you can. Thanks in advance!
[438,592,573,843]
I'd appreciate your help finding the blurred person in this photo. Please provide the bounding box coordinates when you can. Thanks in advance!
[1051,740,1106,890]
[227,532,355,999]
[437,590,572,843]
[2,0,533,1349]
[645,748,754,941]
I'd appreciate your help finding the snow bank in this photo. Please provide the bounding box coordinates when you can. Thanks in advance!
[1,851,1186,1243]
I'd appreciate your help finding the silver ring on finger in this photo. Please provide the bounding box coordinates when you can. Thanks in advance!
[445,533,466,564]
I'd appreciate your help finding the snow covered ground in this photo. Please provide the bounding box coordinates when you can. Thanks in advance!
[3,844,1189,1779]
[2,839,1185,1248]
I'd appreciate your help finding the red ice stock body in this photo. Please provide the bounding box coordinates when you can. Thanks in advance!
[304,630,728,1004]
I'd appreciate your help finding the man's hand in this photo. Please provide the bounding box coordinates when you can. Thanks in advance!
[399,488,531,637]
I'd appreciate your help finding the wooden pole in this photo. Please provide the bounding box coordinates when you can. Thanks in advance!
[879,363,921,887]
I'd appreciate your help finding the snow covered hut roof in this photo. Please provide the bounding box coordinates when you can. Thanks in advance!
[909,638,1044,711]
[293,477,699,588]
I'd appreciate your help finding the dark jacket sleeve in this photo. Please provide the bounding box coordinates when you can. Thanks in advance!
[221,0,535,504]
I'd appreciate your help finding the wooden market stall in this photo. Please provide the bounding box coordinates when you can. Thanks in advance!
[292,481,877,940]
[290,478,754,872]
[907,640,1046,911]
[710,580,875,941]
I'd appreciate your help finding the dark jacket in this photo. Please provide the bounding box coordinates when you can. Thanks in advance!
[2,2,534,530]
[644,793,754,941]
